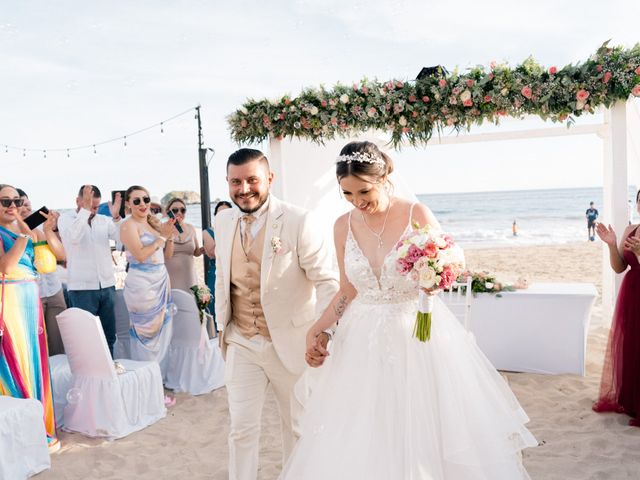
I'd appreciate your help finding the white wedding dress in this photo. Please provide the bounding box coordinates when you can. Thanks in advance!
[280,215,537,480]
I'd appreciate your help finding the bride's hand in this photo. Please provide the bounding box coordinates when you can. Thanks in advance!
[305,328,329,368]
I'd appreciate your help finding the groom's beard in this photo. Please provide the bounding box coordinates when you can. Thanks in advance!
[233,191,269,214]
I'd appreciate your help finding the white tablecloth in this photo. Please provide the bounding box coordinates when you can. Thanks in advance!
[442,282,598,375]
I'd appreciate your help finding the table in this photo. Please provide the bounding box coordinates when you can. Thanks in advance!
[442,283,598,375]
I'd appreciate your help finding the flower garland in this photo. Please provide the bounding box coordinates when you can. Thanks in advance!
[228,42,640,147]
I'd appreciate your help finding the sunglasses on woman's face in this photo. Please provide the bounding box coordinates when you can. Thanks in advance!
[171,207,186,214]
[0,198,24,208]
[131,196,151,206]
[150,207,162,215]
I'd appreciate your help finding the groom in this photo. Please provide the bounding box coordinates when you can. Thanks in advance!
[215,148,339,480]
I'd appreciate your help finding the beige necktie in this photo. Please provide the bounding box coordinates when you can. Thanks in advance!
[241,215,256,251]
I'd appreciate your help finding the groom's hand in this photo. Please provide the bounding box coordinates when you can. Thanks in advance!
[305,332,330,368]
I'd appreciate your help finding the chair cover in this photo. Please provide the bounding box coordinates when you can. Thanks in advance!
[164,289,225,395]
[56,308,166,440]
[444,277,473,330]
[113,288,131,359]
[48,354,72,428]
[0,396,50,479]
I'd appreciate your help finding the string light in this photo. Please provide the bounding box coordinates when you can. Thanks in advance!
[0,106,197,157]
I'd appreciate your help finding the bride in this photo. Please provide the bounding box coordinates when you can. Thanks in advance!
[279,141,537,479]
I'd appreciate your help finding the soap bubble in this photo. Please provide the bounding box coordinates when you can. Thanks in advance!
[37,326,44,335]
[66,388,82,405]
[170,303,178,315]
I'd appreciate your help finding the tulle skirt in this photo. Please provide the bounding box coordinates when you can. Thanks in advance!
[280,296,537,480]
[593,267,640,424]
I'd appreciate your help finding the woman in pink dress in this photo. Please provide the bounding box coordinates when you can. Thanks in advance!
[593,190,640,426]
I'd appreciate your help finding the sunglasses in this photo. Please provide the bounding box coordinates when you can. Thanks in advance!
[170,207,187,214]
[150,207,162,215]
[0,198,24,208]
[131,196,151,206]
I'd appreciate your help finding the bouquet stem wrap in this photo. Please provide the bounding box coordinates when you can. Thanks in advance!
[414,291,434,342]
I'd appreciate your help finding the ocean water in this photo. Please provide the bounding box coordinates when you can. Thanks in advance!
[124,186,639,250]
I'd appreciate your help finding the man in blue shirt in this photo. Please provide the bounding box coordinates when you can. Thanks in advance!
[586,202,599,241]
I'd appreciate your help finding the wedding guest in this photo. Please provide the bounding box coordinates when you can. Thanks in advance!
[164,197,202,291]
[593,189,640,427]
[150,196,163,217]
[57,185,122,356]
[17,188,32,218]
[0,184,59,451]
[203,200,232,328]
[17,189,67,355]
[119,185,176,403]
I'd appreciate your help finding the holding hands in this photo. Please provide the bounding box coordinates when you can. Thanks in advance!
[305,329,331,368]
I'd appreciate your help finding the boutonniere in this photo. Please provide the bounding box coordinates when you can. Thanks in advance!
[271,236,283,254]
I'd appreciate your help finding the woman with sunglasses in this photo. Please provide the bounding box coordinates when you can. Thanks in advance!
[163,197,203,292]
[119,186,177,398]
[0,184,59,451]
[202,200,232,329]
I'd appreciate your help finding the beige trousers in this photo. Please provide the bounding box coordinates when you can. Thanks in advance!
[41,288,67,356]
[224,325,305,480]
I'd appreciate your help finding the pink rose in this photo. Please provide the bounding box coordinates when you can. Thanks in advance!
[423,242,438,259]
[396,258,412,275]
[596,65,603,73]
[353,83,359,91]
[635,66,640,75]
[490,60,497,69]
[284,98,291,105]
[632,85,640,97]
[407,244,424,263]
[396,81,404,88]
[452,87,461,95]
[576,89,590,102]
[466,79,474,87]
[549,66,557,75]
[439,266,456,289]
[521,86,533,99]
[463,98,473,107]
[362,86,369,95]
[484,95,492,103]
[412,111,418,118]
[438,79,447,88]
[279,113,285,120]
[603,71,612,84]
[408,94,417,102]
[422,95,430,102]
[488,73,495,81]
[321,100,328,107]
[442,234,455,248]
[386,81,395,90]
[330,117,338,125]
[239,119,247,128]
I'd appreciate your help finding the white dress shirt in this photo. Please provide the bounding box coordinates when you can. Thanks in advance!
[57,208,121,290]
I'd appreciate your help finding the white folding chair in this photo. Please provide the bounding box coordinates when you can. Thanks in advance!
[48,354,72,428]
[444,277,473,331]
[0,396,50,478]
[113,288,131,360]
[165,289,225,395]
[56,308,166,440]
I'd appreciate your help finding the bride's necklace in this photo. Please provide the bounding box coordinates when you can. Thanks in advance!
[361,199,392,248]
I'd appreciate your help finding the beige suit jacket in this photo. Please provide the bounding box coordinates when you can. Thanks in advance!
[214,195,339,375]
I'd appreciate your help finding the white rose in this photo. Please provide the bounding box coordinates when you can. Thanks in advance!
[399,116,407,126]
[419,268,437,289]
[340,94,349,104]
[310,106,319,115]
[414,257,430,272]
[239,106,248,115]
[485,282,494,290]
[459,90,471,102]
[500,88,509,96]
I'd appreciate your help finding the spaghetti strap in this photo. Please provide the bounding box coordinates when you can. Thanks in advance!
[408,203,417,228]
[347,210,353,235]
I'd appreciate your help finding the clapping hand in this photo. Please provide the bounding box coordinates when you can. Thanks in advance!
[624,235,640,255]
[41,210,60,233]
[108,192,122,219]
[595,223,617,246]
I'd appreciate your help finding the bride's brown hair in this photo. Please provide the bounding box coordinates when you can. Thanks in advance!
[125,185,162,233]
[335,141,394,185]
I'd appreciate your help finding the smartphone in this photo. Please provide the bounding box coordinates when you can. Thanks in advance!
[111,190,127,219]
[24,206,50,230]
[166,209,184,234]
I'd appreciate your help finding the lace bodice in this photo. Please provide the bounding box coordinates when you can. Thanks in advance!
[344,216,418,305]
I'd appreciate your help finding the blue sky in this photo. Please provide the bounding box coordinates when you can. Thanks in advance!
[1,0,639,209]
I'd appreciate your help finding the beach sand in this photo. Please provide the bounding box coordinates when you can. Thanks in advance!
[38,242,640,480]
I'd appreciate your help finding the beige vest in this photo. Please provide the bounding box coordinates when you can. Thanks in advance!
[229,220,271,340]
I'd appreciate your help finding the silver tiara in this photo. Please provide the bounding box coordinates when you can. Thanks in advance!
[336,151,385,166]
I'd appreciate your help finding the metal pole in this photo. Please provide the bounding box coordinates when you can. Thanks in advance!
[196,106,212,275]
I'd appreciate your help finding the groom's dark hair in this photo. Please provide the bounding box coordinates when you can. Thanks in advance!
[227,148,270,171]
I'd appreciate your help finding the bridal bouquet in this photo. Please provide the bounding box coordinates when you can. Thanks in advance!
[395,224,465,341]
[190,284,212,323]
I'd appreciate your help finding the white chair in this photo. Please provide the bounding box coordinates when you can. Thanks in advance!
[48,354,72,428]
[56,308,166,440]
[444,277,473,330]
[0,396,50,478]
[165,289,225,395]
[113,288,131,360]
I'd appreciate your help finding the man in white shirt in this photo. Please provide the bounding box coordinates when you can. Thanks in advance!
[58,185,122,356]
